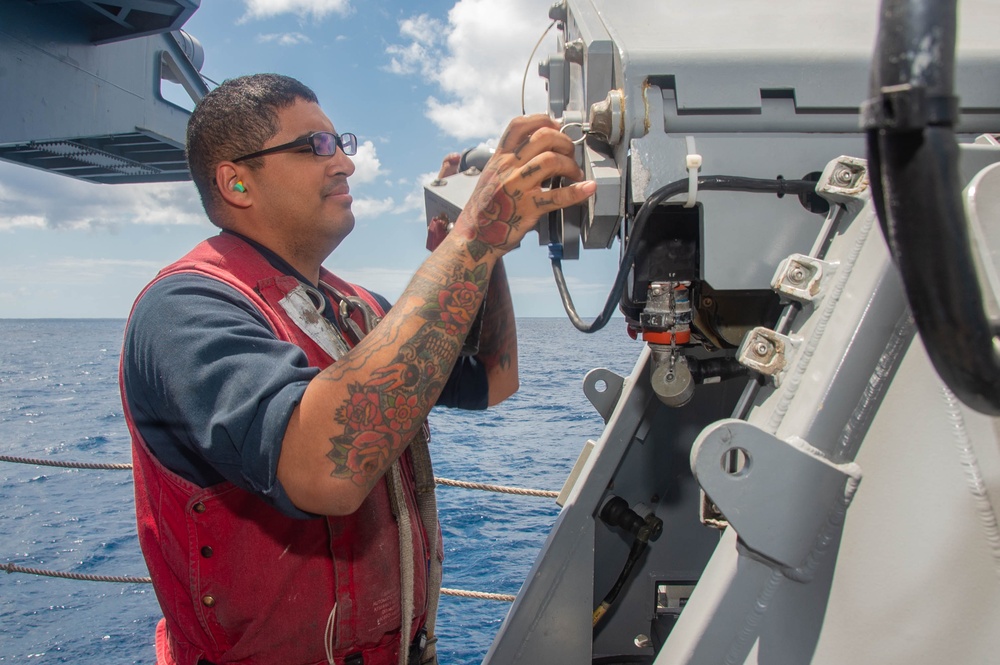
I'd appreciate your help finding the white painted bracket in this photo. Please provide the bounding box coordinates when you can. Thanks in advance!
[736,326,800,386]
[771,253,838,303]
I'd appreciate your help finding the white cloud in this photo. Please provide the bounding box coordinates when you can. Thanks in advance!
[47,257,162,280]
[386,0,559,141]
[0,214,46,231]
[257,32,312,46]
[351,168,446,223]
[400,14,445,46]
[241,0,352,21]
[0,164,208,232]
[385,14,447,75]
[385,41,433,77]
[351,196,395,219]
[399,170,443,217]
[350,141,385,185]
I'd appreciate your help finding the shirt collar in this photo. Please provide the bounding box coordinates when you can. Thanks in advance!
[221,230,317,287]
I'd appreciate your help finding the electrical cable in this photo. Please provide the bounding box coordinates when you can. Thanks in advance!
[592,539,648,627]
[864,0,1000,415]
[552,175,819,333]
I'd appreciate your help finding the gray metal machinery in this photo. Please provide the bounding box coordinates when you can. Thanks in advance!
[0,1,207,183]
[449,1,1000,663]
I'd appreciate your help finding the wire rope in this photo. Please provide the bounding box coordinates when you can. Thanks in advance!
[521,20,558,115]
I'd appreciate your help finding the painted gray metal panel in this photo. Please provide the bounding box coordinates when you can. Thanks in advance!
[583,0,1000,121]
[0,1,206,182]
[656,163,910,663]
[565,0,615,114]
[483,358,653,665]
[485,347,745,664]
[629,130,863,290]
[807,338,1000,665]
[548,0,1000,263]
[497,2,1000,661]
[655,147,1000,664]
[29,0,201,44]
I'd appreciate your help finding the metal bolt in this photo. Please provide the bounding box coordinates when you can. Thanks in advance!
[649,283,664,297]
[753,340,770,357]
[834,167,854,185]
[787,264,807,285]
[634,634,652,649]
[701,296,714,308]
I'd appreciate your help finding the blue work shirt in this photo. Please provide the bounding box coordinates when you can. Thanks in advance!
[121,232,488,518]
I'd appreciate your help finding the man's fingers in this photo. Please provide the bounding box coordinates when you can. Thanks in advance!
[497,114,561,153]
[513,152,586,189]
[502,126,576,166]
[530,180,597,215]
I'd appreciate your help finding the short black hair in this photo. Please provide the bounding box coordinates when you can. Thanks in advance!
[186,73,318,223]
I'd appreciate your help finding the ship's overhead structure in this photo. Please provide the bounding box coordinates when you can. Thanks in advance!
[0,0,207,183]
[476,1,1000,664]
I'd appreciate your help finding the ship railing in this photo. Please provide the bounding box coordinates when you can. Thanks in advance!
[1,453,560,602]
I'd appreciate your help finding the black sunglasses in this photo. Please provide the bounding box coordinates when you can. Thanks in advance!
[232,131,358,163]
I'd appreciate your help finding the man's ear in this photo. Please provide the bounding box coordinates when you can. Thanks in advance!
[216,162,252,208]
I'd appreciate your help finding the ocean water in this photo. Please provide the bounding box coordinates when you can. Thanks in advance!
[0,317,644,664]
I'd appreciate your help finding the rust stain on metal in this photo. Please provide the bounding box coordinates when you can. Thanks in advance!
[642,79,652,134]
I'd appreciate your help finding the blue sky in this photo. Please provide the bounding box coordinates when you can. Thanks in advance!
[0,0,622,318]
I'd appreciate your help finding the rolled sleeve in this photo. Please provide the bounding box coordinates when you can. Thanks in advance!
[123,274,318,518]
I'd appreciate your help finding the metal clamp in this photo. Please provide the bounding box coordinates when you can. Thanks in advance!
[737,327,800,386]
[817,156,869,207]
[771,253,838,303]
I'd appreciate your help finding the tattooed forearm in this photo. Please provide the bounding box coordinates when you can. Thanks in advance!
[324,264,490,487]
[418,264,487,336]
[326,320,454,485]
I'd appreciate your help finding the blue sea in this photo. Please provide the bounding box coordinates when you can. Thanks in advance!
[0,318,643,664]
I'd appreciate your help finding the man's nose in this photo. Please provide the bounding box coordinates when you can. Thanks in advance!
[329,148,355,177]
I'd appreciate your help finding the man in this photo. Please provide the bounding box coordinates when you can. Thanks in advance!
[119,73,594,665]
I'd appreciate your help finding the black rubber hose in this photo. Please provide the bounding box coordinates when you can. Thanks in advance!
[552,176,817,333]
[866,0,1000,414]
[688,356,749,384]
[591,537,648,629]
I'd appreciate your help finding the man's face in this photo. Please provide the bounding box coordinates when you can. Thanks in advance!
[249,99,357,252]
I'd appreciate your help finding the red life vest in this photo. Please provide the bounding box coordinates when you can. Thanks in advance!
[121,233,431,665]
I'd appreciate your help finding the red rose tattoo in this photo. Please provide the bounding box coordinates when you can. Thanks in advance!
[466,186,521,260]
[438,281,479,335]
[477,193,515,246]
[343,430,395,485]
[419,264,487,335]
[337,388,383,429]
